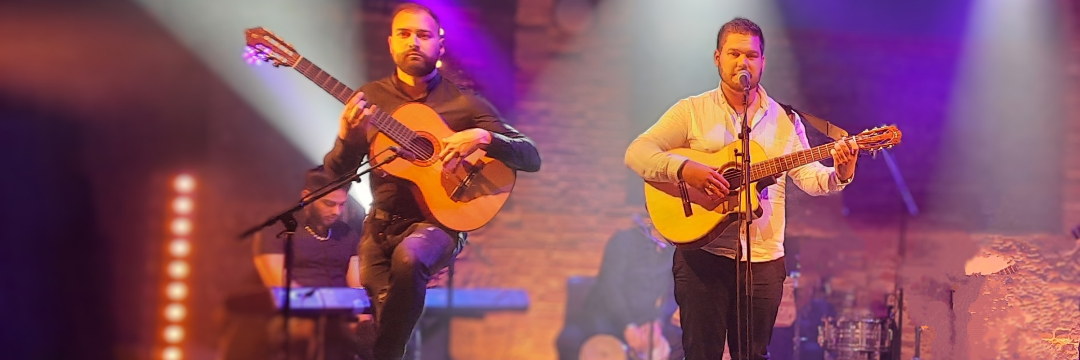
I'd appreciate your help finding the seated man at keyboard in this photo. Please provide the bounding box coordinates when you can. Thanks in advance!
[253,166,373,360]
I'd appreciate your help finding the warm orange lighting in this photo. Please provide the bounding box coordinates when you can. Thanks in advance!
[165,282,188,301]
[167,260,189,280]
[169,239,190,258]
[172,196,194,215]
[173,174,195,194]
[170,218,192,236]
[164,325,185,344]
[162,345,182,360]
[164,303,186,322]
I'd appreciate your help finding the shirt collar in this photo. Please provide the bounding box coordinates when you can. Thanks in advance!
[715,82,770,115]
[391,69,443,101]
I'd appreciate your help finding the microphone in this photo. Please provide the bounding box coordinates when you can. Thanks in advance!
[388,146,417,161]
[737,69,751,90]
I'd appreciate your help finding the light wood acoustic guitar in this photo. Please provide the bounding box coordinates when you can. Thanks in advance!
[644,126,901,247]
[245,27,515,231]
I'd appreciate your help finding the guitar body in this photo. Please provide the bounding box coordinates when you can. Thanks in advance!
[369,103,516,232]
[644,141,772,248]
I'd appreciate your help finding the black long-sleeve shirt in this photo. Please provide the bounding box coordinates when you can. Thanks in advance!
[583,228,676,327]
[323,73,541,225]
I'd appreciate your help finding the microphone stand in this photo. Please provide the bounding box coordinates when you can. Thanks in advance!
[880,148,919,360]
[735,79,754,360]
[238,147,404,359]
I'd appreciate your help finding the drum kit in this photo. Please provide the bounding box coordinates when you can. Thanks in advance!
[799,272,903,360]
[817,314,894,360]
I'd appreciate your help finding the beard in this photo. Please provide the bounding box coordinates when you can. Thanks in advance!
[304,207,339,230]
[719,67,759,92]
[396,50,438,77]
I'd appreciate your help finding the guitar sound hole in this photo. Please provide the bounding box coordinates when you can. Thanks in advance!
[721,168,743,191]
[407,137,436,160]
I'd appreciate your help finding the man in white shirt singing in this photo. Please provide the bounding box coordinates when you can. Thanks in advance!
[624,17,861,360]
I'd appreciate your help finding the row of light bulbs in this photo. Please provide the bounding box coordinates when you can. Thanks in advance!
[162,174,195,360]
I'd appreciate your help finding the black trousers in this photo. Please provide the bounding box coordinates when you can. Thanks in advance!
[360,215,460,360]
[673,249,786,360]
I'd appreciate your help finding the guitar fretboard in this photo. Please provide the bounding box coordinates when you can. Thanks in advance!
[293,58,421,152]
[295,59,355,103]
[749,142,837,181]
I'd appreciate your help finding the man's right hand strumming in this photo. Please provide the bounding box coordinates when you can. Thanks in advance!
[339,91,377,140]
[679,160,730,198]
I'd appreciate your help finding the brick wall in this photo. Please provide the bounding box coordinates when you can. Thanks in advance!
[4,0,1079,359]
[450,0,638,358]
[1065,0,1080,241]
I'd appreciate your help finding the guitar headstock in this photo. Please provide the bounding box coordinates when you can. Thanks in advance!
[852,125,902,155]
[244,27,301,67]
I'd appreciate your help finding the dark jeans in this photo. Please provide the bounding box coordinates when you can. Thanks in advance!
[360,216,460,360]
[673,249,786,360]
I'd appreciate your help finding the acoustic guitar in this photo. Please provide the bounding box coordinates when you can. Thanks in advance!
[644,126,901,247]
[245,27,515,231]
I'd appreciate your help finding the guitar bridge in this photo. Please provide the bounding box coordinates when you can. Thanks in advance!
[451,161,486,202]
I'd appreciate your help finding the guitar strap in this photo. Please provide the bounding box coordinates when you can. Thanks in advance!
[777,102,848,141]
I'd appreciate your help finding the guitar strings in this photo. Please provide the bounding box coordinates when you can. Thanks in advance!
[370,110,434,160]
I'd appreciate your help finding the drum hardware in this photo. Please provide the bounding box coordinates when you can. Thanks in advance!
[818,313,894,360]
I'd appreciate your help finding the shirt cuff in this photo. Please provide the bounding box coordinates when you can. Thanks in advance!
[667,155,690,183]
[833,170,853,190]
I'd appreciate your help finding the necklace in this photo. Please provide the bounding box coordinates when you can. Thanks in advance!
[304,225,332,241]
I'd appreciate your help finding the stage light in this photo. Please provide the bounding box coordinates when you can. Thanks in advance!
[167,260,189,280]
[172,196,193,215]
[170,218,192,237]
[166,281,188,301]
[162,346,182,360]
[164,325,185,344]
[164,303,187,322]
[169,239,190,258]
[133,0,371,207]
[173,174,195,194]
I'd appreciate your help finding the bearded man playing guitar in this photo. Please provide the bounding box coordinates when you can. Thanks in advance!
[625,18,863,360]
[323,3,540,359]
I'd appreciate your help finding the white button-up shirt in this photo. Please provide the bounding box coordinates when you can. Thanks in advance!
[625,85,850,262]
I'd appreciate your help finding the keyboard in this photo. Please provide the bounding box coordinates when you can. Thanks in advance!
[269,287,529,314]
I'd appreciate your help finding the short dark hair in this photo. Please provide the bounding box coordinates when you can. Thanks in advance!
[392,2,442,34]
[716,17,764,53]
[304,166,349,193]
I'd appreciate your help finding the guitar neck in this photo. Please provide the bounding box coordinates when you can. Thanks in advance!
[750,141,837,181]
[294,58,356,104]
[292,58,420,146]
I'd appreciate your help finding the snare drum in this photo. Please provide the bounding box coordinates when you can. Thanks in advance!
[818,316,893,353]
[580,334,628,360]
